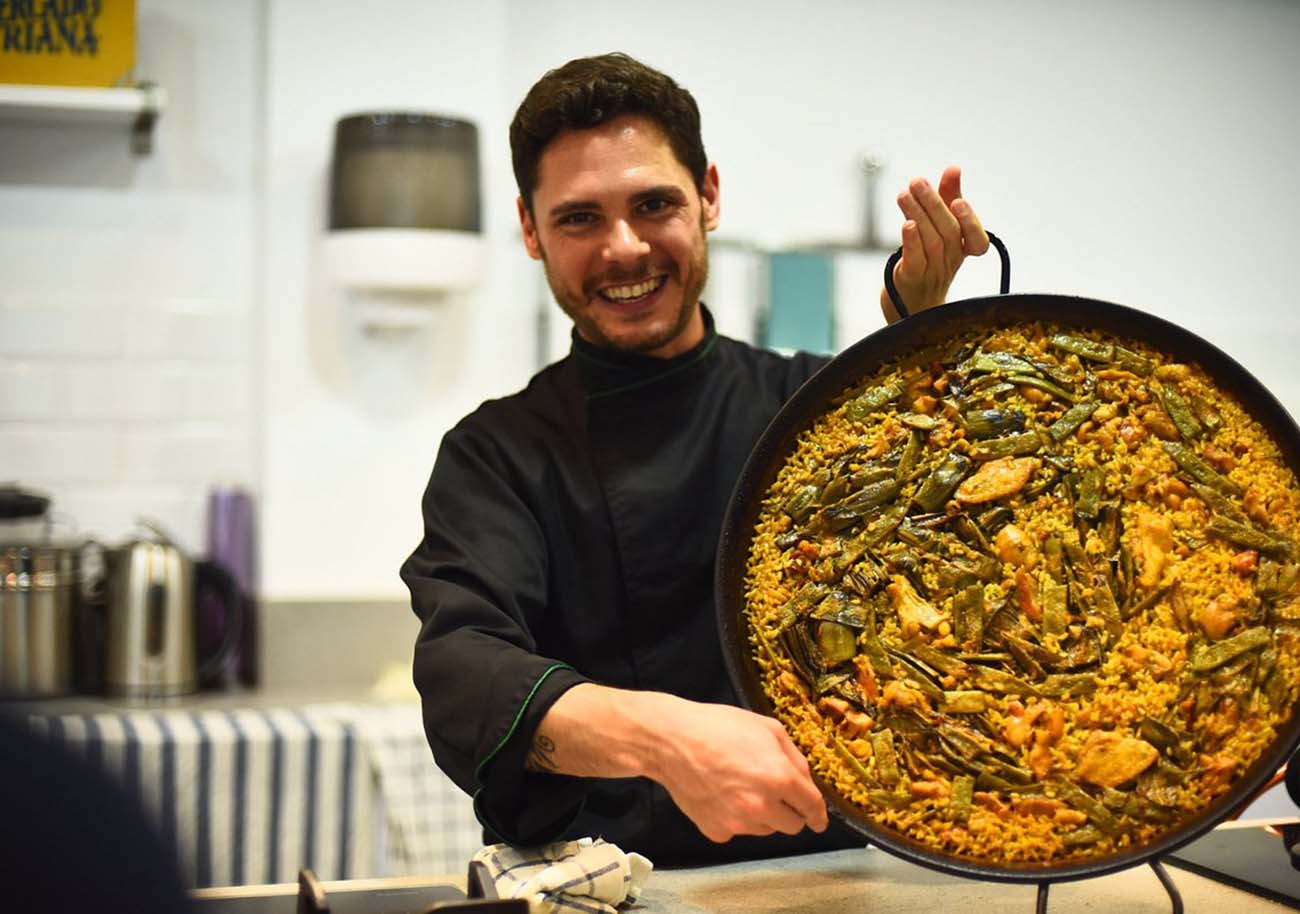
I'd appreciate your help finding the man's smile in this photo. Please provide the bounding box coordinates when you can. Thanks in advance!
[595,274,668,304]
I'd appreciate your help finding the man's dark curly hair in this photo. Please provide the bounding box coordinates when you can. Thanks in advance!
[510,52,708,213]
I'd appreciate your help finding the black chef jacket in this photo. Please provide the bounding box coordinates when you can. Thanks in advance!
[401,306,863,864]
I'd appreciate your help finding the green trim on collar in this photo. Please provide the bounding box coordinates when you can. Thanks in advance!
[585,334,719,401]
[473,662,574,787]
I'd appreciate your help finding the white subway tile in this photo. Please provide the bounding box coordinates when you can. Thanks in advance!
[59,361,130,420]
[124,298,251,360]
[0,424,119,484]
[119,424,254,486]
[42,484,208,554]
[0,360,60,419]
[0,302,125,357]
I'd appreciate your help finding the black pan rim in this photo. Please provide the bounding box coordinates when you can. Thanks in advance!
[715,292,1300,882]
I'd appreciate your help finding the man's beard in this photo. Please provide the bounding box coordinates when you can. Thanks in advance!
[540,214,710,355]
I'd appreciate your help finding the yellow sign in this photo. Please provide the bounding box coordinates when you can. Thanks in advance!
[0,0,135,88]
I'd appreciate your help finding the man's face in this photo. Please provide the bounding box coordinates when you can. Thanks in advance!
[517,115,720,359]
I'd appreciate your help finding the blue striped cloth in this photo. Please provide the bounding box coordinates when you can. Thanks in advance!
[27,702,481,887]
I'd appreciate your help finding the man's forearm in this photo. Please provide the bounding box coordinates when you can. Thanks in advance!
[524,682,829,843]
[525,682,664,780]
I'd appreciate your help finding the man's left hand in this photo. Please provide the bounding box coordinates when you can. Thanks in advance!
[880,165,988,323]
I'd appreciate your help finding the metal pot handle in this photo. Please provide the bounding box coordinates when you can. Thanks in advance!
[883,230,1011,319]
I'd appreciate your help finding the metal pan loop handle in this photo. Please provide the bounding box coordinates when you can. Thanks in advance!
[884,230,1010,319]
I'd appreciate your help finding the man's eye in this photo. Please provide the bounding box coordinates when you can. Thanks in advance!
[639,198,672,215]
[557,212,596,227]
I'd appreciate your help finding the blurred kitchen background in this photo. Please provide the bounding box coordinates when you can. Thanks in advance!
[2,0,1298,890]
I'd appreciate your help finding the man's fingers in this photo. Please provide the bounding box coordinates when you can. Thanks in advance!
[952,198,990,256]
[766,800,812,836]
[937,165,963,207]
[910,178,963,267]
[896,189,943,266]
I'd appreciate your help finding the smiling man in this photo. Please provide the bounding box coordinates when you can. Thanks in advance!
[403,52,987,864]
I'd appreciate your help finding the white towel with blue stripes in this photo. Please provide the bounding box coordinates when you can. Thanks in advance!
[471,837,652,914]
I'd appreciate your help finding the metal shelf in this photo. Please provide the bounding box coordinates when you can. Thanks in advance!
[0,82,166,154]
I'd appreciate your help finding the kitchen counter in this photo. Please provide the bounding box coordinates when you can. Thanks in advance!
[194,843,1298,913]
[642,845,1295,913]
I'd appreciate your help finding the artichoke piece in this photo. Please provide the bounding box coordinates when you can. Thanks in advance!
[949,775,975,822]
[820,479,902,531]
[971,431,1043,462]
[815,620,858,667]
[783,484,822,524]
[962,408,1027,439]
[779,623,821,685]
[872,729,901,787]
[1189,626,1271,673]
[1156,384,1203,440]
[1257,560,1300,599]
[976,505,1015,534]
[810,591,868,628]
[914,453,973,512]
[952,513,993,554]
[1162,441,1242,495]
[1049,333,1114,362]
[1048,401,1100,442]
[846,383,904,421]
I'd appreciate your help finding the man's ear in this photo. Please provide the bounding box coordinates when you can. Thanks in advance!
[700,163,721,232]
[518,196,543,260]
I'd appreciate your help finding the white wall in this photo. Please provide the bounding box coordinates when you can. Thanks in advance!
[2,0,1297,602]
[258,0,541,599]
[0,0,261,556]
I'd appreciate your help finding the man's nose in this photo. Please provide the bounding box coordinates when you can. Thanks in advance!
[602,218,651,264]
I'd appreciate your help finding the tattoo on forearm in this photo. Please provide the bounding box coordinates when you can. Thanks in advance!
[525,734,559,773]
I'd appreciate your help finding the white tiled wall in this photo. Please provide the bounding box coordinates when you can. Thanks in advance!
[0,0,261,556]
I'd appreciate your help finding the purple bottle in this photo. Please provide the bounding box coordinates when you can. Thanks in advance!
[201,487,258,688]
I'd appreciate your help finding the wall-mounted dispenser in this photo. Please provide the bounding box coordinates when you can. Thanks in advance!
[322,113,484,329]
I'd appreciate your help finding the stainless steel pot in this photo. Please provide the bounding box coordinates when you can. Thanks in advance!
[0,544,77,698]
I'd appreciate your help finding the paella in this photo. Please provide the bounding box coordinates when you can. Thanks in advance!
[744,322,1300,863]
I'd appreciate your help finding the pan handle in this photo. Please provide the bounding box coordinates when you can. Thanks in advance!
[884,230,1010,319]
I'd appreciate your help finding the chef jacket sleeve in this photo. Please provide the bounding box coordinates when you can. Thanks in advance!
[401,420,593,845]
